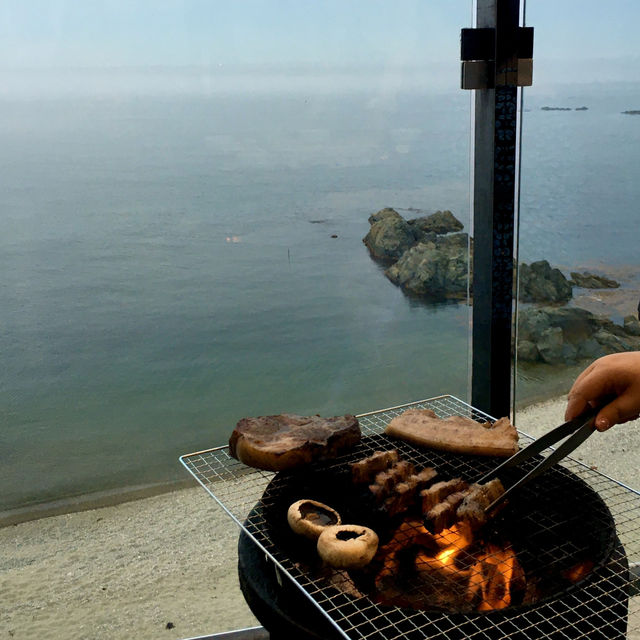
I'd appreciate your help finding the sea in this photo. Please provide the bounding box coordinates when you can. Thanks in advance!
[1,72,639,518]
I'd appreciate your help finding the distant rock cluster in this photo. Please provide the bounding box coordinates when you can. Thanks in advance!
[363,207,639,365]
[363,208,468,300]
[569,271,619,289]
[516,268,640,364]
[538,107,640,114]
[518,307,640,365]
[541,106,588,111]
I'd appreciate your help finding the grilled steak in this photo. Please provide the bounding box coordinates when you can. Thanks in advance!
[229,413,361,471]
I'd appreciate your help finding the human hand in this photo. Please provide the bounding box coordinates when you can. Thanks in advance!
[565,351,640,431]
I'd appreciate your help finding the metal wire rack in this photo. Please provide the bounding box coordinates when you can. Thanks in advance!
[180,395,640,640]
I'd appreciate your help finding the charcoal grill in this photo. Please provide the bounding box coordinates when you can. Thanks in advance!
[180,395,640,639]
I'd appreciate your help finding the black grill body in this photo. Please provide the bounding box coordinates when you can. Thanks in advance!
[180,396,638,640]
[237,431,629,640]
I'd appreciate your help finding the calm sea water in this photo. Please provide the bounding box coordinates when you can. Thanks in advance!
[1,79,639,515]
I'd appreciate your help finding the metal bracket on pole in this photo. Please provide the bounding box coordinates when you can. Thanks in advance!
[461,26,533,89]
[463,1,533,418]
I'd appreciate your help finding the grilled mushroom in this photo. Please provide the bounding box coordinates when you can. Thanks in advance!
[287,499,341,540]
[317,524,379,569]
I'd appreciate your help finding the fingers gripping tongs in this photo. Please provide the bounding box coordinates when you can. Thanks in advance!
[478,408,598,514]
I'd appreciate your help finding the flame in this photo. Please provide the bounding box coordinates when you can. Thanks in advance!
[433,522,473,549]
[436,546,458,565]
[563,559,594,583]
[433,522,473,569]
[468,544,518,610]
[415,523,473,576]
[374,517,524,612]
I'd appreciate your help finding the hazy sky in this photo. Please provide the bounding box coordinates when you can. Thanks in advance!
[1,1,638,88]
[1,1,469,68]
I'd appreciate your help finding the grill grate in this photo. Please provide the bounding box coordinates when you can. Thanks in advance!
[180,395,640,639]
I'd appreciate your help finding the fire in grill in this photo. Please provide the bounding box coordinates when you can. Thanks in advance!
[249,428,622,626]
[372,518,526,612]
[180,395,639,640]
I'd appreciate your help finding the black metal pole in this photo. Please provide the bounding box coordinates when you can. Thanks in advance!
[471,0,520,418]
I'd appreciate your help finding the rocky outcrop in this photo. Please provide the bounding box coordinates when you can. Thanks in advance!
[518,261,572,304]
[385,234,469,300]
[624,315,640,336]
[407,210,463,236]
[363,211,638,366]
[363,208,468,300]
[363,209,418,262]
[368,207,404,225]
[570,271,620,289]
[517,306,640,364]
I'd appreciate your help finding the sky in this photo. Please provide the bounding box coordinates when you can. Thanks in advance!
[0,1,469,69]
[0,1,638,92]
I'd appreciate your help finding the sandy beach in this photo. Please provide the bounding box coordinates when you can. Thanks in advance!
[1,396,639,640]
[0,487,259,640]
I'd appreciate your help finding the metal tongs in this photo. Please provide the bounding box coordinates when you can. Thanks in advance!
[478,407,599,514]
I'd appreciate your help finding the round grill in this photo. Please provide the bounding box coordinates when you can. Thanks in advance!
[254,433,617,611]
[180,395,637,640]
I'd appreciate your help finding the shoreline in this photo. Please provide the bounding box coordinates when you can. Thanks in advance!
[3,397,565,530]
[2,394,638,640]
[1,383,574,529]
[0,478,196,529]
[3,265,638,529]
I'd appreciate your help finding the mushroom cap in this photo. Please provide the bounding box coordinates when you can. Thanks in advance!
[317,524,379,569]
[287,499,341,540]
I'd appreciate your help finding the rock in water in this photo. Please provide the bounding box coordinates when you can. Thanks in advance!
[367,207,403,225]
[624,315,640,336]
[363,208,417,262]
[385,234,469,300]
[518,260,573,303]
[517,306,640,364]
[408,210,464,235]
[570,271,620,289]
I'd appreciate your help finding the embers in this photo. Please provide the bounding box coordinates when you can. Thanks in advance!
[465,542,522,610]
[370,519,526,612]
[257,435,619,621]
